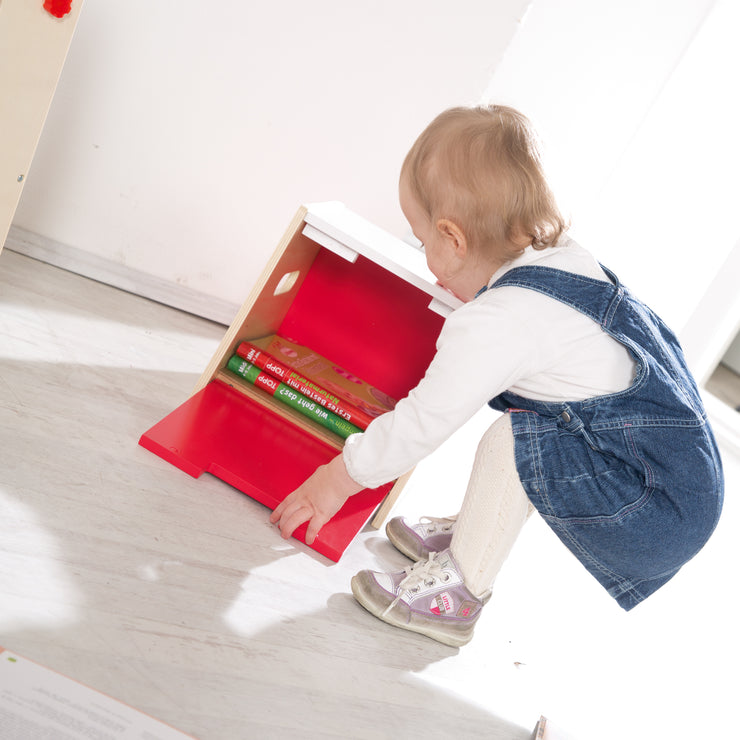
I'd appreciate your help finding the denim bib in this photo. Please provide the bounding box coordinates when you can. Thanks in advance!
[488,265,724,610]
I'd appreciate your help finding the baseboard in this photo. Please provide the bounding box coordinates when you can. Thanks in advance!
[5,225,239,326]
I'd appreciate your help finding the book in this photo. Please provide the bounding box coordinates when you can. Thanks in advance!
[236,340,374,430]
[0,647,196,739]
[237,335,396,428]
[226,355,363,440]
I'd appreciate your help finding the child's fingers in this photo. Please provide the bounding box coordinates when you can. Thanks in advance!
[269,504,283,523]
[305,515,329,545]
[270,489,301,524]
[276,504,312,540]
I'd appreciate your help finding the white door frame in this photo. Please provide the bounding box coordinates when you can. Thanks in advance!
[681,237,740,452]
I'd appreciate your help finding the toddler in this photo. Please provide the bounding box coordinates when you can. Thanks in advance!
[271,105,724,647]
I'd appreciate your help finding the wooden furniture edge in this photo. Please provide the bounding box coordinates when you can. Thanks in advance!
[193,204,310,394]
[192,202,415,530]
[370,468,413,528]
[0,2,84,253]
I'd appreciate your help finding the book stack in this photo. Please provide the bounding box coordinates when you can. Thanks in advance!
[226,334,397,440]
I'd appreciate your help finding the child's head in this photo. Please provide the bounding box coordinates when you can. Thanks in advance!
[400,105,566,262]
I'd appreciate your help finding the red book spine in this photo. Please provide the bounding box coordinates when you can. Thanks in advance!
[236,341,374,430]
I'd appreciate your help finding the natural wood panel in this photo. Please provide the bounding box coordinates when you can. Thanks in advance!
[193,206,314,393]
[0,0,83,251]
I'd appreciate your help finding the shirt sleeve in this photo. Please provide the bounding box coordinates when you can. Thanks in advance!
[342,294,536,489]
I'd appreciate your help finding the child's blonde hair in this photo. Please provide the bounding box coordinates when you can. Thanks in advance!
[401,105,567,259]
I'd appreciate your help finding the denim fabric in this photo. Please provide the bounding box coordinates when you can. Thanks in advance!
[488,265,724,610]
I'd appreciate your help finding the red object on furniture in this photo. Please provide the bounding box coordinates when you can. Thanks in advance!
[139,380,394,562]
[139,204,453,562]
[44,0,73,18]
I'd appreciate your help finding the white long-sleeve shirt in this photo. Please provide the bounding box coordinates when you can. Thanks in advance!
[342,236,637,489]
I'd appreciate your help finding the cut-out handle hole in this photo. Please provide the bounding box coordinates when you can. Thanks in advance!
[273,271,301,296]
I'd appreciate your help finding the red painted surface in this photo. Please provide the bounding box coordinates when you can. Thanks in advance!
[279,249,443,401]
[139,380,392,562]
[44,0,73,18]
[139,240,444,561]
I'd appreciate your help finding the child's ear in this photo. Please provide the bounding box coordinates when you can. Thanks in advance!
[436,218,468,257]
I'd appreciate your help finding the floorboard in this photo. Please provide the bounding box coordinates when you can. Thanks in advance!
[1,249,737,739]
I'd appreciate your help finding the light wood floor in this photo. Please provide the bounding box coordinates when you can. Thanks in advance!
[1,249,738,740]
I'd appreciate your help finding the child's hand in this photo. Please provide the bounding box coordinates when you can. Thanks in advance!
[270,454,363,545]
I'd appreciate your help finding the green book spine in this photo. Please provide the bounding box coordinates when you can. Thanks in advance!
[226,356,362,440]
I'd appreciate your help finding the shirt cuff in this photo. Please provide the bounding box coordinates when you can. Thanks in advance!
[342,432,388,490]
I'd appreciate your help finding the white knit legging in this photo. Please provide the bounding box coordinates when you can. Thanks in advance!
[450,412,534,598]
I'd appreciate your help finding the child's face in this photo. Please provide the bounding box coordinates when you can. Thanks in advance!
[399,177,461,296]
[400,175,506,302]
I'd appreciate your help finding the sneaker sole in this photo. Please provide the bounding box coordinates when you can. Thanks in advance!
[350,573,475,648]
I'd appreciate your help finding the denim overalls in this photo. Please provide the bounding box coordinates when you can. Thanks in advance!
[488,265,724,610]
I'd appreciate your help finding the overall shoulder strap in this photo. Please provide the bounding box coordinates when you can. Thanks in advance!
[491,265,624,329]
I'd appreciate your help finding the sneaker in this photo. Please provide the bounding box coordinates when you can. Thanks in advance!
[385,515,456,561]
[350,549,486,647]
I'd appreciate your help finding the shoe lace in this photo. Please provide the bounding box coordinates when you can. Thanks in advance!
[419,515,457,534]
[381,552,451,618]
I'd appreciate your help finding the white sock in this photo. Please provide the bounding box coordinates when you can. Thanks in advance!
[450,413,533,598]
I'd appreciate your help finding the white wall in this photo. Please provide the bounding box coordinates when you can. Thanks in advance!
[12,0,529,318]
[483,0,738,338]
[12,0,733,343]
